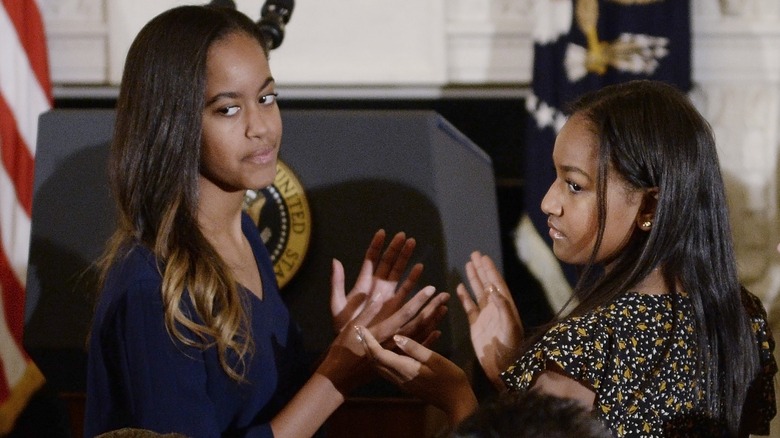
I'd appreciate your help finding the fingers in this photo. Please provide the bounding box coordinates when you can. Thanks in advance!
[355,230,418,297]
[419,330,442,348]
[456,283,480,324]
[369,286,437,341]
[351,230,387,296]
[471,251,490,284]
[476,254,520,322]
[477,253,510,297]
[385,236,416,281]
[363,229,387,267]
[398,293,449,343]
[330,259,347,316]
[465,256,488,309]
[395,263,423,300]
[392,334,434,363]
[371,230,418,283]
[374,231,403,277]
[465,251,514,312]
[352,258,377,296]
[358,325,421,382]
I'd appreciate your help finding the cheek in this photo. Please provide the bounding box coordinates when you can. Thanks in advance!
[599,200,640,255]
[269,113,283,144]
[200,119,230,165]
[199,132,227,176]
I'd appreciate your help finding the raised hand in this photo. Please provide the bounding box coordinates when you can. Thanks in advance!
[330,230,423,333]
[357,326,478,426]
[457,251,524,390]
[317,285,450,396]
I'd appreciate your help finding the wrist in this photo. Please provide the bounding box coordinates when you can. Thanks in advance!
[315,346,370,396]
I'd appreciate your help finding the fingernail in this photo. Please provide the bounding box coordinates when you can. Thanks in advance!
[394,335,408,346]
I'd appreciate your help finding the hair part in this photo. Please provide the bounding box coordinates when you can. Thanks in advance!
[99,5,270,382]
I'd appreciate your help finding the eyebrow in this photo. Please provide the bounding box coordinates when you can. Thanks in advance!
[205,76,275,106]
[559,164,592,181]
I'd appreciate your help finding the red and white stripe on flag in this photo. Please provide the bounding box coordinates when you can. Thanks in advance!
[0,0,51,431]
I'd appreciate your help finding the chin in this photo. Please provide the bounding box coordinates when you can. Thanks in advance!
[552,248,578,266]
[255,171,277,189]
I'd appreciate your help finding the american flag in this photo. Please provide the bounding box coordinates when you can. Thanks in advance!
[515,0,691,313]
[0,0,51,432]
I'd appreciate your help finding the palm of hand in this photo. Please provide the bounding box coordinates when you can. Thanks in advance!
[331,230,420,333]
[469,298,523,383]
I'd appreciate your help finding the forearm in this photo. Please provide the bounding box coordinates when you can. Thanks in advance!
[446,382,479,426]
[270,372,345,438]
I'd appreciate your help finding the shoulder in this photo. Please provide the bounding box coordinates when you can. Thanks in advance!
[542,292,654,341]
[95,243,164,319]
[104,243,160,292]
[502,292,680,391]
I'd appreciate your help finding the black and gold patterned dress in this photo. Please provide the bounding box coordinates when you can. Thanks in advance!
[500,290,777,437]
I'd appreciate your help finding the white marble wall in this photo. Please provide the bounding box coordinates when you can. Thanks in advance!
[42,0,535,87]
[40,0,780,432]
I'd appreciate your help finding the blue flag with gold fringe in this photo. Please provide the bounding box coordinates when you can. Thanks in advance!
[516,0,691,312]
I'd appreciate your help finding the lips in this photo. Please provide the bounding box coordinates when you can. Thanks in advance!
[547,219,564,240]
[246,146,277,165]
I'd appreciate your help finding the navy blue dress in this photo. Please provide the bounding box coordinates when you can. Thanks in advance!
[85,214,308,437]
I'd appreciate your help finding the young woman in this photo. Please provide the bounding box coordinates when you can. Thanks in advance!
[84,5,449,437]
[359,80,777,437]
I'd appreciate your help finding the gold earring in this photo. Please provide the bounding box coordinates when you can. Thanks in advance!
[642,220,652,228]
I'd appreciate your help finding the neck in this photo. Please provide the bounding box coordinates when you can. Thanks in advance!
[197,175,246,244]
[602,259,671,296]
[632,266,669,295]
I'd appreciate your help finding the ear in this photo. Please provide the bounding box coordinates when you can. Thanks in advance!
[636,188,659,232]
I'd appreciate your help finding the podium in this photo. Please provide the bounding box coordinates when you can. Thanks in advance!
[24,109,502,399]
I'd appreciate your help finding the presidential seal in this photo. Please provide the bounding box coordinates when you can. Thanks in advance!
[243,160,311,289]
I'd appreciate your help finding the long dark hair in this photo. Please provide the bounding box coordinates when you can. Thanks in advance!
[548,80,756,434]
[99,5,270,382]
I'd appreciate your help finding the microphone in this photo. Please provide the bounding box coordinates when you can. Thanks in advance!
[257,0,295,51]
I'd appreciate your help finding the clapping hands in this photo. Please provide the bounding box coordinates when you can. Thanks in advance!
[318,230,450,395]
[357,326,478,426]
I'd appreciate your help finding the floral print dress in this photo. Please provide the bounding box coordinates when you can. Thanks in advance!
[501,290,776,437]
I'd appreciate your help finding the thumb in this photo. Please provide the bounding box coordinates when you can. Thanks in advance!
[330,259,346,314]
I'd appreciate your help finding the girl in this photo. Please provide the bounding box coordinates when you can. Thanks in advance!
[84,5,449,438]
[359,80,777,437]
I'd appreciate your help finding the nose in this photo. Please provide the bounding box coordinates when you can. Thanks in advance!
[246,103,276,139]
[541,182,561,217]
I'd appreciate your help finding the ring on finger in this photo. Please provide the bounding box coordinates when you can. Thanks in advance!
[484,284,498,295]
[354,325,366,346]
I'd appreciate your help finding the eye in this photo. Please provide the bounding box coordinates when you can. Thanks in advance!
[566,180,582,193]
[260,92,278,106]
[218,105,240,116]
